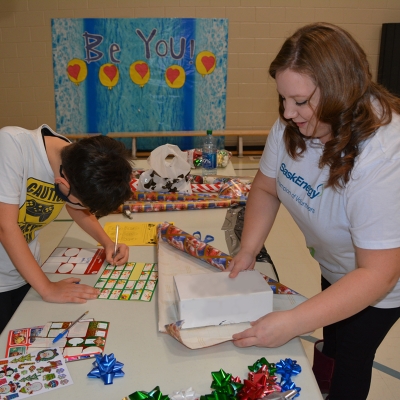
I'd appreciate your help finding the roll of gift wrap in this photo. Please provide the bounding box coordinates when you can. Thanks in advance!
[159,223,232,270]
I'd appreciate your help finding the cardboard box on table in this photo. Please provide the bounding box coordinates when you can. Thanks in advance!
[173,271,273,329]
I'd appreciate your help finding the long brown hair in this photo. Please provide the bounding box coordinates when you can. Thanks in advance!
[269,22,400,189]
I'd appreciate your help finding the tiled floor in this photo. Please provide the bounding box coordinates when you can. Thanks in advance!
[38,156,400,399]
[231,155,400,400]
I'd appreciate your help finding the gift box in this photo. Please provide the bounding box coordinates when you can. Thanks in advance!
[173,270,273,329]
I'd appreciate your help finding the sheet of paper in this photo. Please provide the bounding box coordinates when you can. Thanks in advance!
[0,347,73,398]
[157,238,308,349]
[103,222,172,246]
[41,247,106,274]
[5,321,110,363]
[94,262,158,301]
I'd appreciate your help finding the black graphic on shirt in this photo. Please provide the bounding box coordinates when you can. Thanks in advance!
[18,178,64,244]
[26,199,54,222]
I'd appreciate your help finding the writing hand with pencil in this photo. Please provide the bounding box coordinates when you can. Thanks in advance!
[104,225,129,266]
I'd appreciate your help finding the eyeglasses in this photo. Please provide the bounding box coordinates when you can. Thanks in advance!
[55,165,85,208]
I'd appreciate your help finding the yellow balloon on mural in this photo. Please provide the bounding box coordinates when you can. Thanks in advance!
[66,58,87,85]
[130,61,150,88]
[165,65,185,89]
[196,51,216,77]
[99,63,119,90]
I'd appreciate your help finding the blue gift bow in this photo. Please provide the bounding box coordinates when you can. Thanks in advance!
[87,353,124,385]
[193,231,214,243]
[275,358,301,398]
[275,358,301,380]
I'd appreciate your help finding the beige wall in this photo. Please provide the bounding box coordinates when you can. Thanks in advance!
[1,0,400,146]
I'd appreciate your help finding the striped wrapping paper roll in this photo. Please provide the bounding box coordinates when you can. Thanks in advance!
[191,183,222,193]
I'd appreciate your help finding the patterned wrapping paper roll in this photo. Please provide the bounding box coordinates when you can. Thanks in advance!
[129,177,223,193]
[192,174,253,183]
[123,199,246,213]
[158,222,232,271]
[129,171,253,194]
[131,191,220,201]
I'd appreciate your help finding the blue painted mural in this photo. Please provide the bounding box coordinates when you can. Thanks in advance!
[52,18,228,150]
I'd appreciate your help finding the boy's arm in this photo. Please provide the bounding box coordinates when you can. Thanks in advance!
[0,202,99,303]
[65,205,129,265]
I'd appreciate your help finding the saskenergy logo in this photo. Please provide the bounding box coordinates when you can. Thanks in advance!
[280,163,323,199]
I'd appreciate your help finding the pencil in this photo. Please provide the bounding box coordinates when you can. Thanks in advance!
[113,225,119,266]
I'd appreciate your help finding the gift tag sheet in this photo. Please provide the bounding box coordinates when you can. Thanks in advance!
[94,262,158,301]
[42,247,106,274]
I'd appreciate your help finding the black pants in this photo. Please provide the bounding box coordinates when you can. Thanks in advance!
[321,276,400,400]
[0,284,31,334]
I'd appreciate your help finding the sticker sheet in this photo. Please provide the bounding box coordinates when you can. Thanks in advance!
[4,327,44,360]
[41,247,106,274]
[5,321,109,363]
[0,347,73,399]
[94,262,158,302]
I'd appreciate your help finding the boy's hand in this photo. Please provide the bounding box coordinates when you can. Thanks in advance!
[40,278,100,303]
[105,242,129,266]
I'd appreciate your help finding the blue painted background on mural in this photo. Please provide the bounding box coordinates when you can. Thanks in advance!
[52,18,228,150]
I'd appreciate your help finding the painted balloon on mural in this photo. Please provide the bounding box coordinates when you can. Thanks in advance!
[66,58,87,85]
[130,61,150,88]
[165,65,185,89]
[196,51,216,77]
[99,63,119,89]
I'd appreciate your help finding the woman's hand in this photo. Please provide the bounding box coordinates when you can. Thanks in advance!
[227,249,256,278]
[232,310,297,348]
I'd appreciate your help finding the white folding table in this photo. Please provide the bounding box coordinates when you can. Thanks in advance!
[0,161,322,400]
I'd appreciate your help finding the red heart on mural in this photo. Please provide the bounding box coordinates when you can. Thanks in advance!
[166,68,180,84]
[104,65,117,81]
[201,56,215,72]
[67,64,80,80]
[135,63,149,79]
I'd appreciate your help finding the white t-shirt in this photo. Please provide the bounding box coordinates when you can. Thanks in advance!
[260,116,400,308]
[0,125,69,292]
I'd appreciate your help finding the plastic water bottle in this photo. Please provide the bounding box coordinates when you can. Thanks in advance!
[202,130,217,176]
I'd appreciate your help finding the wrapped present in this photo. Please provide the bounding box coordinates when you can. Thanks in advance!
[185,149,232,168]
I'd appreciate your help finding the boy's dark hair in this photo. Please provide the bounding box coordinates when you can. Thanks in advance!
[61,135,133,217]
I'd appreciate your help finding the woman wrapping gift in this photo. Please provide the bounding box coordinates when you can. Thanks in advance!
[228,23,400,400]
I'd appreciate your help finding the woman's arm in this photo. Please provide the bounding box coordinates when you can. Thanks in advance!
[227,170,280,277]
[0,202,99,303]
[232,246,400,347]
[65,205,129,265]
